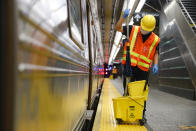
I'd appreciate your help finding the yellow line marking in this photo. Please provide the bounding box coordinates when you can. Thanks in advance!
[179,126,196,130]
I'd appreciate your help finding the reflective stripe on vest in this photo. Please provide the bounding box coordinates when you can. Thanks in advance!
[131,58,137,64]
[124,51,139,58]
[138,61,150,68]
[130,27,139,52]
[148,35,159,58]
[122,57,137,64]
[140,55,151,63]
[131,52,139,57]
[122,26,139,63]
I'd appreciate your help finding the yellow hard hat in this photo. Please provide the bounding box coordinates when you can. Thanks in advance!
[140,15,156,32]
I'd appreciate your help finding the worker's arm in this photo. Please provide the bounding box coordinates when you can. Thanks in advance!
[153,51,158,65]
[115,0,140,33]
[115,14,125,32]
[152,51,159,75]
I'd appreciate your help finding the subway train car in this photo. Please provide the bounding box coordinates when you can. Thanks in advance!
[2,0,104,130]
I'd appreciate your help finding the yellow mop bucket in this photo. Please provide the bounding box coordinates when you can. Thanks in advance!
[109,75,113,79]
[112,80,148,125]
[128,80,149,101]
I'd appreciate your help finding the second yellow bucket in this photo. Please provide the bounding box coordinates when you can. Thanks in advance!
[109,75,113,79]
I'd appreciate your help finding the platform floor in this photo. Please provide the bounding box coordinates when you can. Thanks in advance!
[93,78,196,131]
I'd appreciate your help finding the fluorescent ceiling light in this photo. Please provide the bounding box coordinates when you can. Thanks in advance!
[122,0,146,11]
[110,32,122,58]
[109,32,122,65]
[108,47,116,64]
[129,18,134,25]
[113,46,120,60]
[114,32,122,46]
[108,55,113,65]
[122,0,134,11]
[110,46,116,60]
[135,0,146,12]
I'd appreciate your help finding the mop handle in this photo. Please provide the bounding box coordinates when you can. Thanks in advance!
[126,0,129,41]
[144,72,150,91]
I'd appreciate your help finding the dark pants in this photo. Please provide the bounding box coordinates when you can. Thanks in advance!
[123,66,149,118]
[113,73,117,79]
[123,66,149,90]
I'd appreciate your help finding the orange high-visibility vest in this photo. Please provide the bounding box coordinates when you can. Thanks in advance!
[112,68,117,74]
[122,26,160,71]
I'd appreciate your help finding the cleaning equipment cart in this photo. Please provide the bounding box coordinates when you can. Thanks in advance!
[112,80,149,125]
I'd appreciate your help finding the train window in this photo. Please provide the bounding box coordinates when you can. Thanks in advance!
[68,0,84,50]
[81,0,89,47]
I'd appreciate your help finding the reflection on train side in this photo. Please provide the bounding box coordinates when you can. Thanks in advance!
[15,0,103,130]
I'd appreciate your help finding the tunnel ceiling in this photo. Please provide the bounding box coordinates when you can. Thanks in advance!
[97,0,166,64]
[97,0,124,63]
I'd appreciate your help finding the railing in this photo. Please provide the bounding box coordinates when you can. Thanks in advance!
[178,0,196,33]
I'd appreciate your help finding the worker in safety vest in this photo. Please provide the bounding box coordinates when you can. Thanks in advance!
[115,9,159,81]
[115,9,160,120]
[112,66,118,79]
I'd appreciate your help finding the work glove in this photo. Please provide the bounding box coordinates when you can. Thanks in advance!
[123,9,130,18]
[152,64,158,75]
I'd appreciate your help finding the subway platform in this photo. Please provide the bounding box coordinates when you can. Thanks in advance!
[93,78,196,131]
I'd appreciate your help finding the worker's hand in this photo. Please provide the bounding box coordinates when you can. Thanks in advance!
[152,64,158,75]
[123,9,130,18]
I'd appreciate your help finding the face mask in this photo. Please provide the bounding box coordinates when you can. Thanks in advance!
[140,28,150,35]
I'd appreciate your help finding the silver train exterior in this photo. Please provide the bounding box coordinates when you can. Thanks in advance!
[4,0,104,130]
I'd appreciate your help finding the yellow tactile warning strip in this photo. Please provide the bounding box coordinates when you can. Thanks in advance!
[93,79,147,131]
[179,126,196,130]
